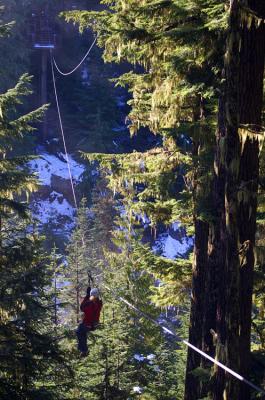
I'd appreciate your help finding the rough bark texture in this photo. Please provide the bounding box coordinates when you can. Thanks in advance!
[184,218,209,400]
[206,96,227,400]
[237,2,265,398]
[213,1,265,399]
[220,3,241,399]
[185,1,265,399]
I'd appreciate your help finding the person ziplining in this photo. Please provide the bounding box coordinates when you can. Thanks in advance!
[76,287,103,357]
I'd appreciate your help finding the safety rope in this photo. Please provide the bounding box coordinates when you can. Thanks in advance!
[102,284,265,396]
[50,52,78,209]
[53,35,98,76]
[49,38,265,397]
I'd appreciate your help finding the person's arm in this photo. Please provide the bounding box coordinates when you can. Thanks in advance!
[80,296,90,312]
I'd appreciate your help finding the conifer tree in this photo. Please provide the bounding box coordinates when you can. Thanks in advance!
[0,219,71,399]
[61,177,187,399]
[63,198,96,326]
[0,73,47,219]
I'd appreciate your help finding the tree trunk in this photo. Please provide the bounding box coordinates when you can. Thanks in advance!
[213,1,265,399]
[237,2,265,399]
[209,94,229,400]
[212,2,242,398]
[184,218,209,400]
[185,2,265,399]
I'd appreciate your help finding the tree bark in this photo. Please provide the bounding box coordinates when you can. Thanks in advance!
[184,107,211,399]
[212,2,242,399]
[237,2,265,399]
[184,218,209,400]
[205,118,227,400]
[185,2,265,399]
[213,1,265,399]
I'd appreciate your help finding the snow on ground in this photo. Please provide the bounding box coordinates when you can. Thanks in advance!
[153,229,193,259]
[134,354,145,362]
[135,213,150,228]
[133,387,143,394]
[28,152,85,186]
[28,152,85,234]
[172,221,180,231]
[31,192,75,231]
[134,353,156,364]
[146,354,155,361]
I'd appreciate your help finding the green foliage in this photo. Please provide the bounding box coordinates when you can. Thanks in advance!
[63,199,97,326]
[57,180,188,399]
[0,0,32,90]
[0,12,70,397]
[83,142,193,227]
[0,219,71,400]
[0,73,48,218]
[64,0,220,241]
[63,0,226,137]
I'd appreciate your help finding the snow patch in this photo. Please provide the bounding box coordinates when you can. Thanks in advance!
[134,354,145,362]
[172,221,180,231]
[28,153,85,186]
[153,232,193,259]
[133,386,143,394]
[146,354,155,361]
[135,213,150,226]
[31,192,75,231]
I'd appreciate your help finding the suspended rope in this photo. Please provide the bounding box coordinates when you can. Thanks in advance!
[53,35,98,76]
[50,52,78,208]
[102,284,265,396]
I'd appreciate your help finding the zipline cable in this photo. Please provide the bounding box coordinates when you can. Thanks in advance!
[50,39,265,397]
[53,35,98,76]
[50,52,78,209]
[102,283,265,396]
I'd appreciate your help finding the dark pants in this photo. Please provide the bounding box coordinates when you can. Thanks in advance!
[76,322,90,353]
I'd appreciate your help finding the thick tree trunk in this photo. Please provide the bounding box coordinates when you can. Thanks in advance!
[184,111,211,399]
[205,132,227,400]
[237,2,265,398]
[213,2,242,399]
[184,218,209,400]
[185,2,265,399]
[213,1,265,399]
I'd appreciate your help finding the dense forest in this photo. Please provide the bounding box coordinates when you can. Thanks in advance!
[0,1,265,399]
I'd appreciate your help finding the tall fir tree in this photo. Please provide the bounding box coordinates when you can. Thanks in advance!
[0,219,71,400]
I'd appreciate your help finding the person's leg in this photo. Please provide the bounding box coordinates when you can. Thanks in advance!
[76,323,88,354]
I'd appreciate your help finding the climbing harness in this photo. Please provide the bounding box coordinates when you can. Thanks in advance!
[49,34,265,397]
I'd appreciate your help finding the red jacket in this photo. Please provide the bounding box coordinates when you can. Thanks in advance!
[80,296,102,327]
